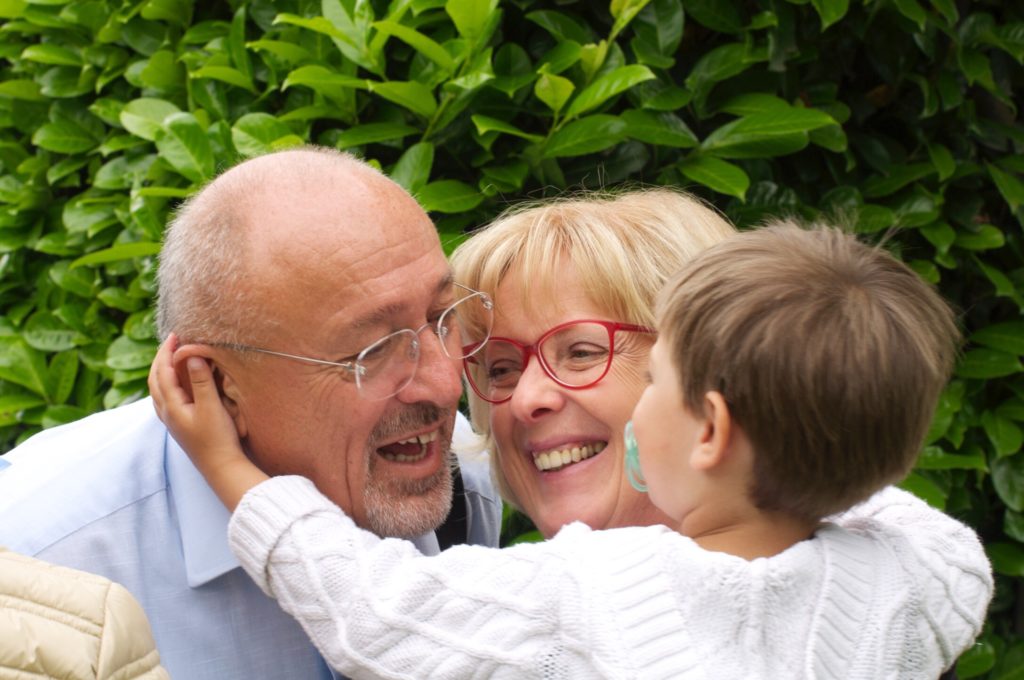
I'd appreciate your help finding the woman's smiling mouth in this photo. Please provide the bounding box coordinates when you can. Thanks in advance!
[532,441,607,472]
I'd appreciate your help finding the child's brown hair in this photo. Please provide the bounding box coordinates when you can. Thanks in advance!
[658,222,960,521]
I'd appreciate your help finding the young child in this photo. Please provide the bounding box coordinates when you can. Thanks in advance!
[150,222,992,679]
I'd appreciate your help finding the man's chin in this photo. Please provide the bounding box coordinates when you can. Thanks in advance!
[362,463,454,539]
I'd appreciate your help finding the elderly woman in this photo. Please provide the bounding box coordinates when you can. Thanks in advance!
[451,188,736,537]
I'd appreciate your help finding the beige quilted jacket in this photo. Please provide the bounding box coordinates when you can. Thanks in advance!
[0,549,169,679]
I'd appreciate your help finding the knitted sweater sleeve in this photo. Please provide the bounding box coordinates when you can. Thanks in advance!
[228,475,621,680]
[826,486,993,673]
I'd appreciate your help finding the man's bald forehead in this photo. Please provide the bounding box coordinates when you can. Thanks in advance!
[207,148,387,207]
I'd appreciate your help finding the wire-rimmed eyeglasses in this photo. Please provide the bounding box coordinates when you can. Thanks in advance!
[215,284,494,400]
[462,319,654,404]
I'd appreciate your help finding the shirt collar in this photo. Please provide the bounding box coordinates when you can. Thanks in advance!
[165,434,240,587]
[165,432,444,588]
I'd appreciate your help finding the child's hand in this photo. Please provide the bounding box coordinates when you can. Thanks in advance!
[149,334,268,510]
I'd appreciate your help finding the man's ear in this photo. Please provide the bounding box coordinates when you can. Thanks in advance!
[171,343,248,439]
[690,391,732,472]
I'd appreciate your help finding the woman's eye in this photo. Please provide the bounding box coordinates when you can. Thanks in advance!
[486,361,522,383]
[568,344,608,360]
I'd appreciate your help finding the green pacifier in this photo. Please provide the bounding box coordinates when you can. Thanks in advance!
[623,420,647,493]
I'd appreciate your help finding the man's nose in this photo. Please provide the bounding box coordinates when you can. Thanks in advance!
[396,325,463,406]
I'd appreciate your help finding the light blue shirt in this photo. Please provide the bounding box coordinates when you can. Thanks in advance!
[0,398,501,679]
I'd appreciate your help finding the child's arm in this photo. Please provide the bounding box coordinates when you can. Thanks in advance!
[147,335,630,678]
[148,335,268,510]
[827,485,993,668]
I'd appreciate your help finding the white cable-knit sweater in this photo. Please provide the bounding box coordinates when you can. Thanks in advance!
[229,476,992,680]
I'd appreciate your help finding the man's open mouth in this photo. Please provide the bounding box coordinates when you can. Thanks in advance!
[377,430,439,462]
[532,441,607,472]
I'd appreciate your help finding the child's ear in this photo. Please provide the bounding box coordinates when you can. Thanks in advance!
[171,344,249,439]
[690,391,732,472]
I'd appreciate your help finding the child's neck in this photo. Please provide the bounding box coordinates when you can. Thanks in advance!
[685,507,818,560]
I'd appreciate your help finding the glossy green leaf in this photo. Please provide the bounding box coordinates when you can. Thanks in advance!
[701,108,835,159]
[919,221,955,254]
[631,0,683,66]
[543,115,627,158]
[373,20,454,70]
[684,0,742,33]
[972,323,1024,356]
[31,120,98,154]
[191,65,255,92]
[855,204,896,234]
[336,122,419,149]
[46,350,78,405]
[247,39,313,64]
[916,446,987,471]
[719,93,789,116]
[983,410,1024,458]
[416,179,482,213]
[525,10,590,43]
[446,0,498,43]
[893,0,927,30]
[564,64,655,119]
[155,112,215,183]
[366,80,436,117]
[678,155,750,200]
[23,312,78,352]
[862,163,934,198]
[106,335,157,371]
[0,79,45,100]
[283,65,367,93]
[987,541,1024,577]
[621,109,697,148]
[899,472,946,509]
[609,0,651,40]
[119,98,181,142]
[988,164,1024,214]
[956,641,996,679]
[21,43,81,66]
[470,115,542,142]
[534,71,575,114]
[928,143,955,181]
[929,0,958,25]
[69,242,162,269]
[0,337,47,397]
[686,42,752,89]
[229,6,252,82]
[957,348,1023,379]
[0,393,47,423]
[231,113,302,157]
[955,224,1005,251]
[141,0,193,27]
[480,160,528,192]
[140,50,185,92]
[811,0,848,29]
[391,142,434,194]
[274,13,353,44]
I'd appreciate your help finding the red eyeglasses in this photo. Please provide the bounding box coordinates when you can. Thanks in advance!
[462,319,654,404]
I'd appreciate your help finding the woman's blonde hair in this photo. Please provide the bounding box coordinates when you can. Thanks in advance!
[451,187,736,505]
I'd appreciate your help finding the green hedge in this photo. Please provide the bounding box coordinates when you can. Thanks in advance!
[1,0,1021,674]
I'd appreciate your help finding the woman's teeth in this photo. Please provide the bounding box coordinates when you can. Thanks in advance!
[533,442,607,472]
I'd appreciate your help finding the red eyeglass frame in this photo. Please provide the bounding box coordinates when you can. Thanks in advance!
[461,319,655,404]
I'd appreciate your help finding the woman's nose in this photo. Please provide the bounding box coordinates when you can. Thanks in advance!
[507,357,564,422]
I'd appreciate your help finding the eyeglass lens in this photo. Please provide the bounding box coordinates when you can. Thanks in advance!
[357,291,494,400]
[474,321,617,402]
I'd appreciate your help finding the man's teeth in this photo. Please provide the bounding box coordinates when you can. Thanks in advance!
[380,430,439,462]
[533,442,607,472]
[397,431,438,446]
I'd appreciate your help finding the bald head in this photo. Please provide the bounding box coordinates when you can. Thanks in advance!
[156,147,431,345]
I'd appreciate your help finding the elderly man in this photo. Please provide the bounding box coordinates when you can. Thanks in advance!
[0,148,502,679]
